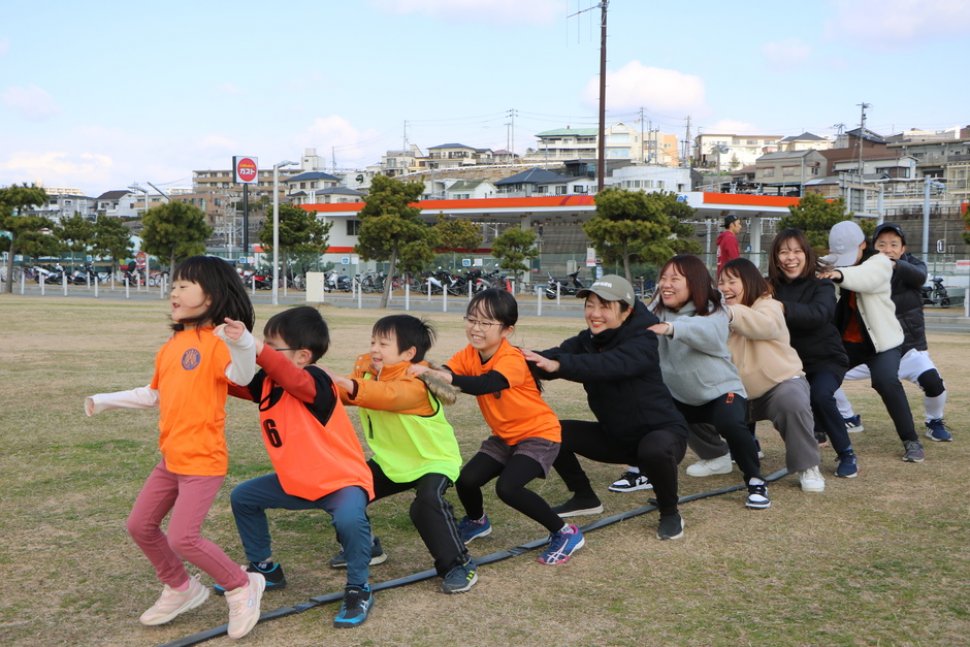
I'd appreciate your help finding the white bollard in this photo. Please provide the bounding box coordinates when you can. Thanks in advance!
[251,276,256,296]
[965,287,969,319]
[20,271,25,294]
[537,286,542,316]
[405,281,411,311]
[442,287,448,312]
[557,282,561,305]
[62,272,68,296]
[357,285,363,309]
[427,281,432,301]
[94,276,99,298]
[125,277,130,299]
[40,275,46,296]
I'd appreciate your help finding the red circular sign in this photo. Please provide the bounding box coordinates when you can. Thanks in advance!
[237,157,258,182]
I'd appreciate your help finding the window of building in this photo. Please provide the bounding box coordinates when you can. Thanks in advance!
[346,219,360,236]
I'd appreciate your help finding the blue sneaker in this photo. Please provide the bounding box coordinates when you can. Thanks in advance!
[333,584,373,628]
[457,515,492,544]
[925,418,953,442]
[844,415,864,433]
[835,450,859,478]
[213,562,286,595]
[441,559,478,594]
[537,524,585,565]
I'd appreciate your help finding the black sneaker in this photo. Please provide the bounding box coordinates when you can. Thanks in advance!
[657,513,684,540]
[551,494,603,518]
[213,561,286,595]
[330,537,388,569]
[333,584,373,628]
[608,470,653,493]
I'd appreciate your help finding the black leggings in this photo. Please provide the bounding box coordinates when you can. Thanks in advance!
[554,420,687,516]
[456,452,563,534]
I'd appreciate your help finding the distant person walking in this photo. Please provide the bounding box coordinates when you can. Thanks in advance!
[716,214,742,275]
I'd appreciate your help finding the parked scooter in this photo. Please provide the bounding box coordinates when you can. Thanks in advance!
[545,270,585,299]
[325,270,352,292]
[921,276,950,307]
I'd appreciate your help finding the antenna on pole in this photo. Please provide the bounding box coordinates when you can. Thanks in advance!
[568,1,608,191]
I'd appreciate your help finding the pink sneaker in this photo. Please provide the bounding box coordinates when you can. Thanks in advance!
[139,575,209,626]
[224,571,265,639]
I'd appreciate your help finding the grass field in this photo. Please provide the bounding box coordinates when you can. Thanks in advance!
[1,295,968,647]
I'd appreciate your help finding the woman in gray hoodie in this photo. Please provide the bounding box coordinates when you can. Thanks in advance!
[649,255,769,510]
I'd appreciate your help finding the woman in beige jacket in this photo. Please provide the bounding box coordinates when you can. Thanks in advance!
[694,258,825,492]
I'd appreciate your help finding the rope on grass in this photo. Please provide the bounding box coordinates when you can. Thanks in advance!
[158,468,788,647]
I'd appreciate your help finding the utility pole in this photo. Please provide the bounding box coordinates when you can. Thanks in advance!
[567,1,608,190]
[640,107,646,163]
[506,108,517,157]
[403,120,409,151]
[857,102,871,214]
[683,115,692,168]
[596,1,608,191]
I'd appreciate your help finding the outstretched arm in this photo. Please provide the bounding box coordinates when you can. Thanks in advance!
[215,317,257,385]
[85,385,159,416]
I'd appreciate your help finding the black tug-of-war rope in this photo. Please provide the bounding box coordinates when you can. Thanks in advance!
[159,468,788,647]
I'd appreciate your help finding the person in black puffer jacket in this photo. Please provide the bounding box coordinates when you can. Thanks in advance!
[768,228,859,479]
[834,222,953,442]
[522,275,689,541]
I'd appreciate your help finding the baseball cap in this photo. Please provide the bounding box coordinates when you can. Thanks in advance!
[873,222,906,245]
[822,220,866,267]
[576,275,635,306]
[723,214,739,228]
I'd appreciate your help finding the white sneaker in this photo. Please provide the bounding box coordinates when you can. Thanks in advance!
[225,572,265,639]
[685,454,733,477]
[798,465,826,492]
[139,575,209,626]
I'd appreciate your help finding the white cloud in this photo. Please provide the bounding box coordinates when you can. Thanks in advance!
[214,82,242,96]
[371,0,565,24]
[2,84,60,121]
[296,115,382,167]
[761,39,811,70]
[1,151,114,190]
[704,119,766,135]
[584,61,706,115]
[826,0,970,47]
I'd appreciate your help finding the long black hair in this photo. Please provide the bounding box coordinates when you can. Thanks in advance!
[170,256,255,332]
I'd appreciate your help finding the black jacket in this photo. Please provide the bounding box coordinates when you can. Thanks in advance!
[535,300,687,443]
[891,253,928,352]
[772,276,849,376]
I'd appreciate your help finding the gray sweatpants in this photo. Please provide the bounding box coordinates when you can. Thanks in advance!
[688,377,820,472]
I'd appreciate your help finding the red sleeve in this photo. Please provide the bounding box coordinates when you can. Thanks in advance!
[257,346,318,403]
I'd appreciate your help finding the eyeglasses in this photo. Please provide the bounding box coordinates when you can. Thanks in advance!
[267,346,296,352]
[463,316,501,330]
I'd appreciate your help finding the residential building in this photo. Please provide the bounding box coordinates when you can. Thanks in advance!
[526,123,681,167]
[778,132,832,152]
[606,165,691,194]
[284,171,341,205]
[34,193,98,221]
[694,133,781,171]
[494,167,592,196]
[754,150,827,195]
[427,143,493,168]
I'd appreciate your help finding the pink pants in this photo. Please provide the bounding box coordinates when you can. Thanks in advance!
[126,461,247,591]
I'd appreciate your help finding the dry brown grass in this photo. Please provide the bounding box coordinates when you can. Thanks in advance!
[1,295,968,647]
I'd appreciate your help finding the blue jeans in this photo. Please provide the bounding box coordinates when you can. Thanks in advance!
[230,474,372,587]
[806,368,853,455]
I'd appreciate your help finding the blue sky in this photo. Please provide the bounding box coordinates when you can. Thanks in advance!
[2,0,969,196]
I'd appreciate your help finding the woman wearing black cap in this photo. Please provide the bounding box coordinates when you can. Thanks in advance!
[522,275,690,541]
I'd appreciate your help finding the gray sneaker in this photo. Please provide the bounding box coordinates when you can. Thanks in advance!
[902,440,925,463]
[441,559,478,594]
